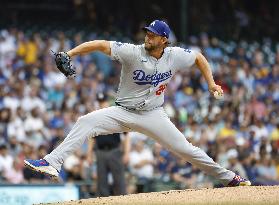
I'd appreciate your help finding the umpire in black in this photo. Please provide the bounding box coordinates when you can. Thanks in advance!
[87,92,130,196]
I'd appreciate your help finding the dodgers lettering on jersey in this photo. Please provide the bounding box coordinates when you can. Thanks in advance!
[110,41,197,110]
[133,70,172,87]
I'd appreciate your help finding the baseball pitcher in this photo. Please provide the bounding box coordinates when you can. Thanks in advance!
[24,20,251,187]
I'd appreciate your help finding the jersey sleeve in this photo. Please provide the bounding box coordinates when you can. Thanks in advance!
[110,41,137,64]
[172,47,197,71]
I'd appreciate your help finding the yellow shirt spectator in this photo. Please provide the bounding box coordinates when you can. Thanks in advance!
[25,40,38,64]
[218,122,237,138]
[271,126,279,141]
[17,40,26,57]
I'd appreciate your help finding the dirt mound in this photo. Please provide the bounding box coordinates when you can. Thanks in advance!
[43,186,279,205]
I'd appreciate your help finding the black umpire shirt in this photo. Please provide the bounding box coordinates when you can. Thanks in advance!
[95,133,121,150]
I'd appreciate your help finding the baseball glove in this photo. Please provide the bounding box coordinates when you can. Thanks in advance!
[52,51,76,78]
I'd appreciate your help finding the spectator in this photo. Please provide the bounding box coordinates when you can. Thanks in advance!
[204,37,223,62]
[7,106,26,142]
[0,144,14,179]
[3,157,25,184]
[24,107,49,147]
[218,121,237,139]
[21,84,46,112]
[256,156,279,185]
[226,149,248,179]
[0,108,12,144]
[171,158,199,189]
[153,142,175,181]
[271,123,279,141]
[129,139,155,193]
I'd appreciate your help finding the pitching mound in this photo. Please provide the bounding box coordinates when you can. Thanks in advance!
[43,186,279,205]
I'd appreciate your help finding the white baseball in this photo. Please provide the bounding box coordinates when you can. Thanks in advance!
[213,91,223,99]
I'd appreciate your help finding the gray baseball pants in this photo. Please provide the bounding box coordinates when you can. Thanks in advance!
[44,106,235,185]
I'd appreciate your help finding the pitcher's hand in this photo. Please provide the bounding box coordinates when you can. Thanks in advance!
[209,84,223,96]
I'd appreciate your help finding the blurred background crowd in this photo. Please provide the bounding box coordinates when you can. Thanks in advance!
[0,0,279,199]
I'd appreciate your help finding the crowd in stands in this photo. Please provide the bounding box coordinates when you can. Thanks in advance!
[0,25,278,197]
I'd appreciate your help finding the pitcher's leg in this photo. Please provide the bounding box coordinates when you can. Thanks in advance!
[44,107,130,171]
[133,109,235,185]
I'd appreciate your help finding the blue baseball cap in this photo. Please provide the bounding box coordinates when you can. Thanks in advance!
[143,20,171,38]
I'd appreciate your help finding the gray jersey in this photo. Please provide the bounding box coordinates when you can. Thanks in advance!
[110,41,197,110]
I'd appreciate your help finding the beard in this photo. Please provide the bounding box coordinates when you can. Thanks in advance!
[144,42,157,52]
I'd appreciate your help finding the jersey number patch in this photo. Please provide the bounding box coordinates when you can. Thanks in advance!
[156,84,167,95]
